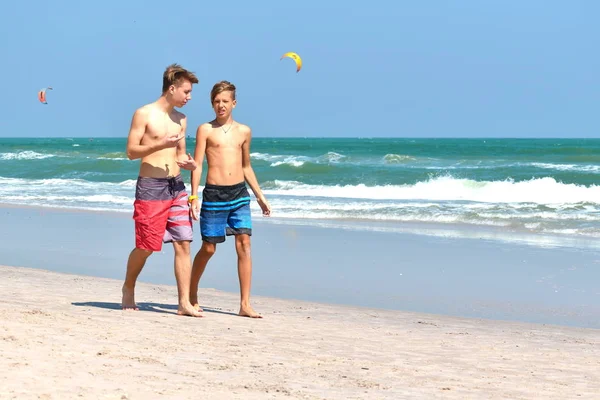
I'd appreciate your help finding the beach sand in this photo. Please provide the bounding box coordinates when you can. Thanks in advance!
[1,265,599,399]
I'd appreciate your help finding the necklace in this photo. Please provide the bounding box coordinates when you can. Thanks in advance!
[219,121,234,134]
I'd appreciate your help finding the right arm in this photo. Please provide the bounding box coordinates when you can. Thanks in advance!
[190,124,209,220]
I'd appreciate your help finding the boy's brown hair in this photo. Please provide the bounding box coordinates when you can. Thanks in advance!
[162,63,199,93]
[210,80,236,104]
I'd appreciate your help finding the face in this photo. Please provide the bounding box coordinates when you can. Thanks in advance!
[212,91,236,119]
[168,79,193,108]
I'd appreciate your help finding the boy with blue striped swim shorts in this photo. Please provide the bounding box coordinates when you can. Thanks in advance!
[188,80,271,319]
[199,182,253,243]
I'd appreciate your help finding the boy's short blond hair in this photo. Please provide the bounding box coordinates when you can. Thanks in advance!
[162,64,199,93]
[210,81,236,104]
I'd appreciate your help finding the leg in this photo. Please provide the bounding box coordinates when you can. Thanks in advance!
[172,240,202,317]
[127,178,170,310]
[235,234,262,318]
[161,182,201,317]
[190,241,217,311]
[194,195,228,310]
[121,248,152,310]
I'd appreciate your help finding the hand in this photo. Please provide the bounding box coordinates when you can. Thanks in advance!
[177,153,197,171]
[189,199,200,220]
[257,196,271,216]
[162,133,184,149]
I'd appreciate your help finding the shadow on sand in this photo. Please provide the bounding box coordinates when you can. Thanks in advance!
[71,301,239,316]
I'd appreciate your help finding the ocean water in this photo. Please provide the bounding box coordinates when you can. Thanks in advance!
[1,137,600,246]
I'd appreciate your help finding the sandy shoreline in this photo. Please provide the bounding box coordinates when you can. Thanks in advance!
[2,205,600,329]
[1,265,599,399]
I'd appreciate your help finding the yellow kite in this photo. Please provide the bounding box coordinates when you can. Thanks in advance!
[280,52,302,73]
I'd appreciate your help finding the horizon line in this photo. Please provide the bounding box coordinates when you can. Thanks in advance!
[1,136,599,140]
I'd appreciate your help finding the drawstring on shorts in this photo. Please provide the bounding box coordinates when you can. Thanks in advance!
[167,176,177,197]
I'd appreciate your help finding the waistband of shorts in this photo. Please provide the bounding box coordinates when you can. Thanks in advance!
[137,174,182,182]
[204,182,246,190]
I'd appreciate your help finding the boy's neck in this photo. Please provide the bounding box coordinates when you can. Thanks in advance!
[216,115,234,126]
[156,96,175,113]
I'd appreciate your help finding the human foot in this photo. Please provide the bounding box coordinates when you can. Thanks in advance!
[189,296,203,312]
[121,285,139,310]
[177,303,203,317]
[239,304,262,318]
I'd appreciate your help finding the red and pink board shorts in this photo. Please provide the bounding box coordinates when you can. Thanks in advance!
[132,175,193,251]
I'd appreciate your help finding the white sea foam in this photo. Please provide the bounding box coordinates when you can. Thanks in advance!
[251,151,346,167]
[1,175,599,240]
[0,151,56,160]
[383,154,416,163]
[529,162,600,173]
[262,176,600,205]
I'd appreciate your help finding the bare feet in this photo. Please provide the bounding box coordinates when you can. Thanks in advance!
[189,296,203,312]
[239,304,263,318]
[121,285,139,310]
[177,303,203,317]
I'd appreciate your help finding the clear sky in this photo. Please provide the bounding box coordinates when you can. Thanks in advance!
[1,1,598,138]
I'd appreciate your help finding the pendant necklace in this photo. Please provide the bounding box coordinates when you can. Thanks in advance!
[220,121,234,134]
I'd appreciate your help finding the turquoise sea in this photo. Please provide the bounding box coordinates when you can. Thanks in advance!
[1,137,600,245]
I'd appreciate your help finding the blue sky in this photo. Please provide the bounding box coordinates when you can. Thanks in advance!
[1,1,598,138]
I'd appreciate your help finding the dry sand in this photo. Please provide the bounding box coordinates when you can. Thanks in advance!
[1,265,598,399]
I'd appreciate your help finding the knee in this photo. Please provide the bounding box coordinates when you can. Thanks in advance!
[173,241,190,255]
[201,242,216,256]
[135,248,153,259]
[235,236,251,255]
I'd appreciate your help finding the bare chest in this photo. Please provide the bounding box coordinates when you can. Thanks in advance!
[145,116,182,141]
[207,132,244,150]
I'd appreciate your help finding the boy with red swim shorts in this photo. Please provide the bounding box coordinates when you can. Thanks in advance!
[133,175,193,251]
[121,64,202,318]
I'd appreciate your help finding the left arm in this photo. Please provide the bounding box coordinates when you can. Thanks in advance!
[242,127,270,216]
[175,116,197,170]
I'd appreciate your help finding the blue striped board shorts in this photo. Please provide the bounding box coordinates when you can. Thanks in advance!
[200,182,252,243]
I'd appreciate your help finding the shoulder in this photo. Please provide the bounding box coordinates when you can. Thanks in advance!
[197,121,213,132]
[236,122,252,136]
[133,104,152,118]
[130,105,151,128]
[196,122,213,137]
